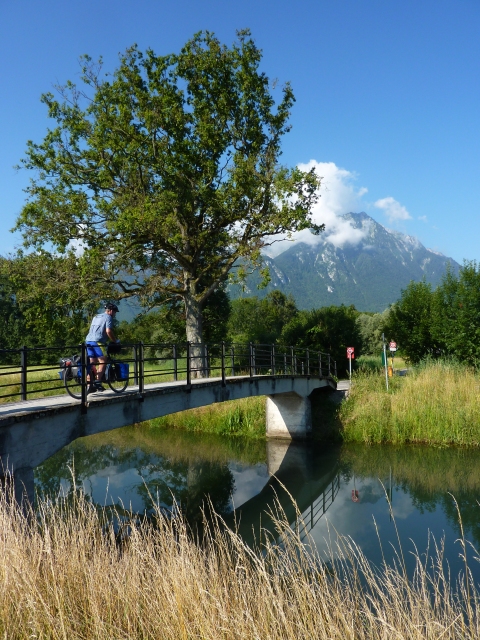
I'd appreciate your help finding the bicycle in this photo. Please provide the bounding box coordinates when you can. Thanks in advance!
[62,346,129,399]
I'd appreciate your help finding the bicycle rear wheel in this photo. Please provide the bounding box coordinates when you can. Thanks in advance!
[64,369,83,399]
[107,362,129,393]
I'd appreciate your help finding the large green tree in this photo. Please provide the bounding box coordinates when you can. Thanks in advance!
[280,304,361,375]
[384,280,436,363]
[431,261,480,364]
[15,30,322,349]
[227,290,297,344]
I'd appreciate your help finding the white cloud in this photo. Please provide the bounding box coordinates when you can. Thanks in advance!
[418,215,428,223]
[374,196,411,222]
[265,160,369,256]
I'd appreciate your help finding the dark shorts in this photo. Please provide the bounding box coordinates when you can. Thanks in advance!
[86,342,104,359]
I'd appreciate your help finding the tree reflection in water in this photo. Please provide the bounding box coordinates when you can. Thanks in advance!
[35,429,480,568]
[35,437,235,533]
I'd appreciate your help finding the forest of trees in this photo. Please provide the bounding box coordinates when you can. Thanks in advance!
[2,253,479,370]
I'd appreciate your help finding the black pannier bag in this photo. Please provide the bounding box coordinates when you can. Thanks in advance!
[107,342,122,355]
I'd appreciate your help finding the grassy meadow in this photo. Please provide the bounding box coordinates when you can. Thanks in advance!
[1,484,479,639]
[340,359,480,446]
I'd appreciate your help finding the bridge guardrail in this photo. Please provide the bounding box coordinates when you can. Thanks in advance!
[0,342,336,407]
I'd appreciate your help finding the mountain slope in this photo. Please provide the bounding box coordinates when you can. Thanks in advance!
[230,212,459,312]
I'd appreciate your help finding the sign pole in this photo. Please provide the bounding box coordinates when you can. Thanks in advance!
[382,333,389,391]
[346,347,354,389]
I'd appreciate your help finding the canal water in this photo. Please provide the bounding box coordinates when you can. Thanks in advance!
[34,425,480,582]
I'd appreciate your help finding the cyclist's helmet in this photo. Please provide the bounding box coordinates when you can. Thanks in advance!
[105,303,119,312]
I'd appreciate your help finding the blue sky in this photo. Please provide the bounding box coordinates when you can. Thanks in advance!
[1,0,479,264]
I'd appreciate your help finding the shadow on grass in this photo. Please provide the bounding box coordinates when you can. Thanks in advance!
[310,387,346,444]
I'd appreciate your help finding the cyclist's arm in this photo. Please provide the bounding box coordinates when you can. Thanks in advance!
[106,328,117,342]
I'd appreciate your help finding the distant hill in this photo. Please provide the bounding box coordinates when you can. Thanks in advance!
[229,212,460,312]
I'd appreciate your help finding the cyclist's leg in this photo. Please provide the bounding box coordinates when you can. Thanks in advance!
[86,343,103,386]
[96,355,107,381]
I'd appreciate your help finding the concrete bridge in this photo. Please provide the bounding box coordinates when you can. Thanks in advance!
[0,342,337,504]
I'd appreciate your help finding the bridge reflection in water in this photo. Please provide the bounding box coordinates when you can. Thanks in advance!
[225,441,340,547]
[34,431,341,547]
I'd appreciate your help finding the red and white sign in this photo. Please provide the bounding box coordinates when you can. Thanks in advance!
[389,341,397,352]
[347,347,355,359]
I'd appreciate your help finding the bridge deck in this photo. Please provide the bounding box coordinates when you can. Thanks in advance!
[0,374,338,425]
[0,376,233,422]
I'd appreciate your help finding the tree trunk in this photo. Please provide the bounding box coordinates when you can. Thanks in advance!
[184,292,207,378]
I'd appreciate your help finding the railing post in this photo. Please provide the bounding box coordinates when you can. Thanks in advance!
[230,346,235,377]
[173,344,178,381]
[306,348,310,377]
[205,343,209,378]
[290,346,294,376]
[80,342,87,413]
[271,344,276,376]
[334,360,337,378]
[20,345,27,401]
[221,341,226,386]
[139,341,144,397]
[319,352,322,377]
[249,342,253,378]
[284,353,287,375]
[133,344,138,386]
[328,354,331,377]
[186,341,191,389]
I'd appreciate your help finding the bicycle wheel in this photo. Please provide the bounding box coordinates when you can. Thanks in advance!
[107,362,129,393]
[64,368,83,399]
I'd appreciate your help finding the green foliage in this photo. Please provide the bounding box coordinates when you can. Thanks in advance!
[280,304,361,375]
[15,31,321,343]
[431,261,480,364]
[227,290,297,344]
[356,309,390,356]
[0,267,24,350]
[0,254,100,350]
[119,288,231,345]
[387,262,480,365]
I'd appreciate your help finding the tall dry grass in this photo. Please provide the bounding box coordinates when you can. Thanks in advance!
[340,360,480,445]
[0,482,479,639]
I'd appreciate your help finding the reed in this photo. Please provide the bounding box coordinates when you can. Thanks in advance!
[0,484,479,639]
[340,360,480,445]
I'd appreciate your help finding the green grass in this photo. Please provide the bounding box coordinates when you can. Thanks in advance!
[147,396,266,439]
[339,360,480,446]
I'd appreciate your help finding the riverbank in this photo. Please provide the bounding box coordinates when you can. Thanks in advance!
[143,360,480,446]
[2,488,478,639]
[148,395,266,438]
[339,360,480,445]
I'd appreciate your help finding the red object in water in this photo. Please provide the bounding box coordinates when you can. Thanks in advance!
[351,489,359,502]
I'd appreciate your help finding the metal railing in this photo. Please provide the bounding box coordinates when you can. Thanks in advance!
[297,474,341,542]
[0,341,337,407]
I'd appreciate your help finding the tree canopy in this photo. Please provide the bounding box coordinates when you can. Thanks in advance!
[15,30,322,344]
[385,262,480,365]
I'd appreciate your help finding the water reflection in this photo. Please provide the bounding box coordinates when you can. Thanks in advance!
[35,428,480,581]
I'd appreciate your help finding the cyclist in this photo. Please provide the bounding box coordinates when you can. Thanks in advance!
[85,303,120,393]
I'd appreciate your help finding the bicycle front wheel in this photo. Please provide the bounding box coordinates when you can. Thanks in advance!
[107,363,129,393]
[64,369,83,399]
